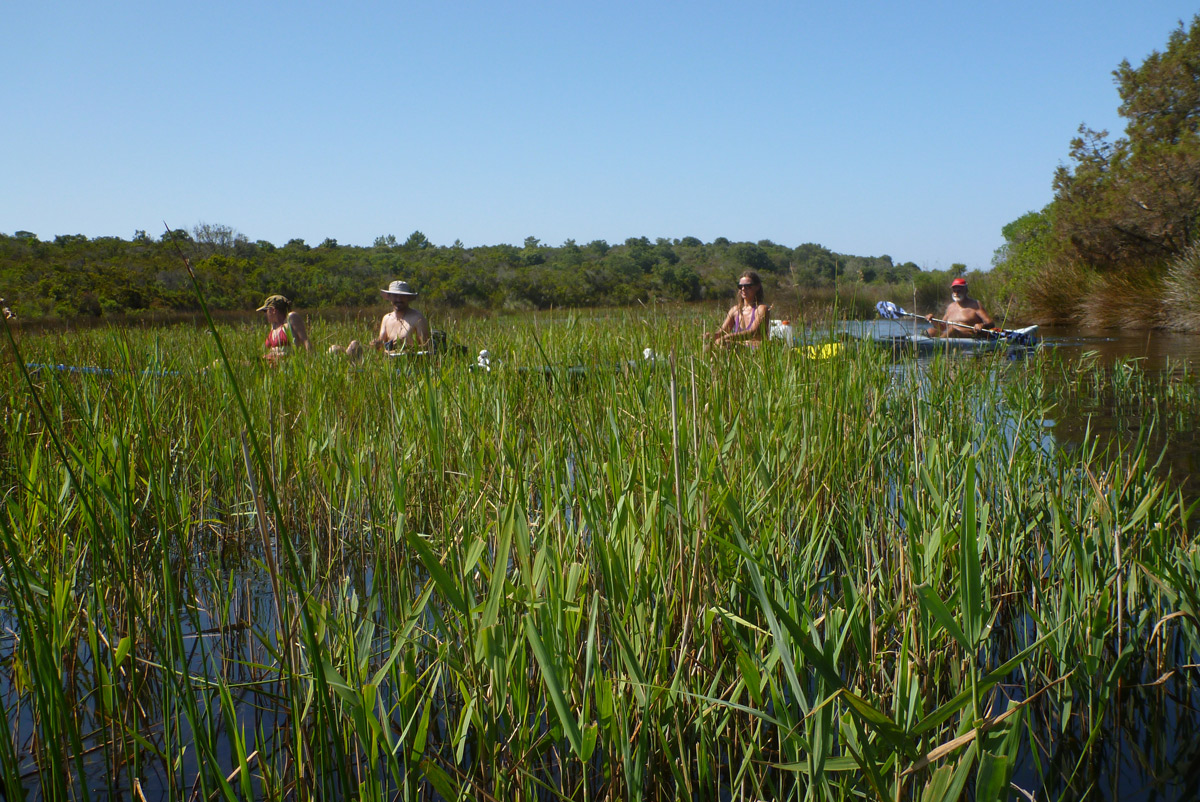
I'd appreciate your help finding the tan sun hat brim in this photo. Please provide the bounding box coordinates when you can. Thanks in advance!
[381,280,418,297]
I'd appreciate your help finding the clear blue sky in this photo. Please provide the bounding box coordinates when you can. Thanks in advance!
[3,1,1195,271]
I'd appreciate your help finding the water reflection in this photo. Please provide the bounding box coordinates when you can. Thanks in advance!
[1040,328,1200,505]
[1039,325,1200,371]
[1012,668,1200,800]
[871,323,1200,505]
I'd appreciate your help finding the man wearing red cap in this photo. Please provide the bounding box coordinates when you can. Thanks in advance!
[925,278,995,338]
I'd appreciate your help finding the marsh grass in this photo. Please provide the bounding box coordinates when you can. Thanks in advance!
[0,306,1198,799]
[1164,244,1200,333]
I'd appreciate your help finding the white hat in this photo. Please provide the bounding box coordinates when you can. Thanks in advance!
[381,280,418,297]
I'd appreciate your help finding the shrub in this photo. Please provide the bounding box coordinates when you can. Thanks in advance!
[1163,244,1200,331]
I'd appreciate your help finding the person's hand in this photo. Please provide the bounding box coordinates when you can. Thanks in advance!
[973,323,983,334]
[925,313,933,323]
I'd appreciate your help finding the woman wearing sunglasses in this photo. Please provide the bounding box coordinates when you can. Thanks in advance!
[706,270,770,348]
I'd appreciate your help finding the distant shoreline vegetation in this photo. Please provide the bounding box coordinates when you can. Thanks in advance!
[0,227,977,322]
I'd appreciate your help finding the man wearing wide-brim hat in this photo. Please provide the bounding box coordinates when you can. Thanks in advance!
[370,280,431,352]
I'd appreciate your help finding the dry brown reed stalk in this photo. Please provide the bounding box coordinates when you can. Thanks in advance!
[1163,244,1200,331]
[1024,260,1095,323]
[1076,270,1166,328]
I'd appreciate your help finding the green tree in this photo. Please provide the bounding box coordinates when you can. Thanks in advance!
[653,263,700,300]
[791,242,838,284]
[161,229,193,244]
[993,209,1053,279]
[404,231,431,250]
[1052,15,1200,270]
[193,222,244,254]
[731,243,773,273]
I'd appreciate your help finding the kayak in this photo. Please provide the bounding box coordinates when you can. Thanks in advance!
[768,319,1040,357]
[880,326,1040,356]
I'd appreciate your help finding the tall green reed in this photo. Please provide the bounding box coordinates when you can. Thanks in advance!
[0,305,1197,799]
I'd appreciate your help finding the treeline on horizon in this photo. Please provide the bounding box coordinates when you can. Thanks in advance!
[991,14,1200,331]
[0,226,969,320]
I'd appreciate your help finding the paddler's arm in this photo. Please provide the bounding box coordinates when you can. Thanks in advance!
[413,313,432,346]
[288,311,311,351]
[370,314,390,350]
[972,307,996,335]
[708,307,738,343]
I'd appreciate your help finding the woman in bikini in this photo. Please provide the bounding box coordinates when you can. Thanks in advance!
[258,294,311,362]
[705,270,770,349]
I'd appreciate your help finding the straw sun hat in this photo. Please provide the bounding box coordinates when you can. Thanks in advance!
[381,280,418,297]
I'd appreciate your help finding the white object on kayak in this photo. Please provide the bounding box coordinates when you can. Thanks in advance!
[769,319,795,345]
[476,349,491,371]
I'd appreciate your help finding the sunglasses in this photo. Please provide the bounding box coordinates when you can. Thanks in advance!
[738,283,756,289]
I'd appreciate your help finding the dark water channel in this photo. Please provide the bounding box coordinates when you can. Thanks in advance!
[1038,326,1200,506]
[1039,324,1200,369]
[870,321,1200,506]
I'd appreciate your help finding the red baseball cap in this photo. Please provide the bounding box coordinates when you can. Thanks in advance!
[951,278,967,287]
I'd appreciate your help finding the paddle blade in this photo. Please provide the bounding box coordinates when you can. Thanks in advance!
[876,301,906,320]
